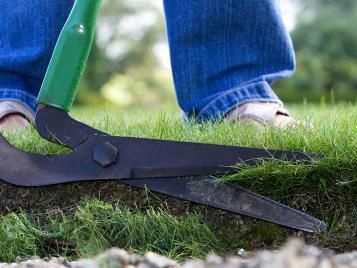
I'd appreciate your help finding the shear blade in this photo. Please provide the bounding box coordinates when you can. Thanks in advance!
[34,106,316,180]
[0,106,326,233]
[122,176,327,233]
[0,131,312,186]
[0,133,326,233]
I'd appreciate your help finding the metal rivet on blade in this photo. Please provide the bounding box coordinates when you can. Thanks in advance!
[93,142,118,167]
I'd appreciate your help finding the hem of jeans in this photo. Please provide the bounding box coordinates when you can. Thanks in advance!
[0,89,37,114]
[195,81,282,122]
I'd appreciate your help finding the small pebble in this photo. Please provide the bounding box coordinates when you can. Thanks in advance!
[109,248,130,262]
[0,240,356,268]
[72,259,97,268]
[128,254,144,265]
[144,252,177,267]
[237,248,247,258]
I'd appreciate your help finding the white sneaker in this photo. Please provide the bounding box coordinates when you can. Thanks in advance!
[225,102,301,129]
[0,101,34,132]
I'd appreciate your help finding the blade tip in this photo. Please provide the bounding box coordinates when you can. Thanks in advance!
[317,221,328,233]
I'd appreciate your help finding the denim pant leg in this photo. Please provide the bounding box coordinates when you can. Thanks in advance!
[164,0,296,122]
[0,1,73,113]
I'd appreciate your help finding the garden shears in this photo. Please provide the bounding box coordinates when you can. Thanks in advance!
[0,0,327,233]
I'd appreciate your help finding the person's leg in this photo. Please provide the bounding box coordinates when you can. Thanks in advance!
[0,1,73,120]
[163,0,295,122]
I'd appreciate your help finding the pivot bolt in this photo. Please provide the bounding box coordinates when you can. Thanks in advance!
[93,142,118,167]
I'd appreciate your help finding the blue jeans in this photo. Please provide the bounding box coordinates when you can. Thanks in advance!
[0,0,295,122]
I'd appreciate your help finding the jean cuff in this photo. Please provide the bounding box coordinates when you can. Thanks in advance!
[0,89,37,114]
[191,81,282,122]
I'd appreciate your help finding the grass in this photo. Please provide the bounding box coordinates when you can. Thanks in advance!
[0,200,221,262]
[0,102,356,261]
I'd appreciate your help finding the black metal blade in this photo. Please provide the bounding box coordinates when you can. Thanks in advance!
[0,134,326,232]
[116,176,327,233]
[0,131,314,185]
[0,105,327,233]
[33,106,316,180]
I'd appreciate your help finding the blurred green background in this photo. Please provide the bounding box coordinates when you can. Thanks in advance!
[77,0,357,110]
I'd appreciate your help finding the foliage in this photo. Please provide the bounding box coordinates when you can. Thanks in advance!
[100,67,176,109]
[77,0,169,106]
[277,0,357,102]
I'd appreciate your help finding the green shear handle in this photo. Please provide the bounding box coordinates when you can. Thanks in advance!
[38,0,102,112]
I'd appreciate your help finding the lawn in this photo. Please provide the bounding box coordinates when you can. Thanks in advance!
[0,103,356,262]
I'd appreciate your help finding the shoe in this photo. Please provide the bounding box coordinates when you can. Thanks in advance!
[0,101,34,132]
[225,102,301,129]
